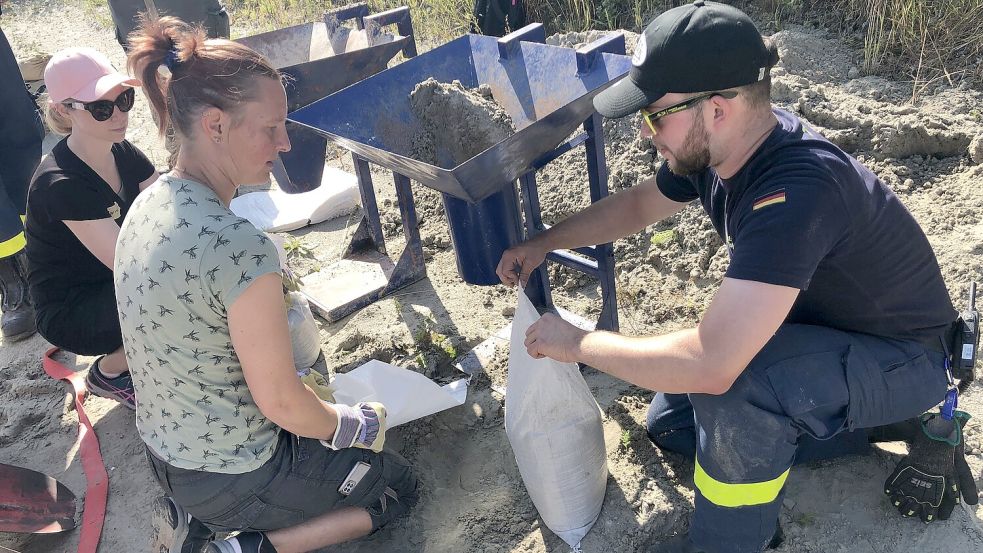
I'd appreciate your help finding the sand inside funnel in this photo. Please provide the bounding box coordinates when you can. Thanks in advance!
[409,79,516,168]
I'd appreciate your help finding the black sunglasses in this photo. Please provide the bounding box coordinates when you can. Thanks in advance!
[64,88,135,122]
[640,90,739,134]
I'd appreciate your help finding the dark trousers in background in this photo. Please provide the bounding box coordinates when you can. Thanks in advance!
[34,279,123,356]
[0,28,44,259]
[108,0,230,50]
[645,323,948,553]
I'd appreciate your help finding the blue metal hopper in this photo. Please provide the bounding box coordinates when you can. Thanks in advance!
[289,25,631,203]
[236,4,415,112]
[235,3,416,192]
[292,26,630,331]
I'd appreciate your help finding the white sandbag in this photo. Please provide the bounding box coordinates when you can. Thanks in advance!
[230,166,359,232]
[286,291,321,371]
[505,289,608,549]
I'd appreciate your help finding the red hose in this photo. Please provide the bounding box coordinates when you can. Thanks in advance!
[42,347,108,553]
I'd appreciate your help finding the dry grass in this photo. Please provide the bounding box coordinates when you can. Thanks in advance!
[224,0,981,89]
[225,0,475,46]
[763,0,983,91]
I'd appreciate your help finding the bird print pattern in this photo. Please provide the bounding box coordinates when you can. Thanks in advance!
[114,175,282,473]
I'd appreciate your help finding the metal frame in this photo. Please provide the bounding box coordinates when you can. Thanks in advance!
[519,111,619,332]
[296,26,627,329]
[314,157,425,321]
[252,3,417,193]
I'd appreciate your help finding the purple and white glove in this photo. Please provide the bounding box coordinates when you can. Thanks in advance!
[322,402,387,451]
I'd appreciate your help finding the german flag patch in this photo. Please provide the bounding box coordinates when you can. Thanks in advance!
[752,189,786,211]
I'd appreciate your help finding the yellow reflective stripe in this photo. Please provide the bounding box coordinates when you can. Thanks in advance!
[0,231,26,257]
[694,458,790,508]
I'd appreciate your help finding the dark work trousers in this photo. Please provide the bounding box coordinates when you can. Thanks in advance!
[645,323,948,553]
[0,28,44,259]
[147,432,418,533]
[108,0,230,50]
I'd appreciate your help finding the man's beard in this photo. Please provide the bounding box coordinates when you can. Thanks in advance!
[666,112,711,176]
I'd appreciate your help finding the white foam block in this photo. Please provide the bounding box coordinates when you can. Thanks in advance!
[230,166,359,232]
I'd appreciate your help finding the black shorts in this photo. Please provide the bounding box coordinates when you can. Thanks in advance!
[146,432,418,533]
[35,279,122,356]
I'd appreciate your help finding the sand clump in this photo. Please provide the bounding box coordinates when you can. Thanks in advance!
[408,78,516,167]
[404,78,518,228]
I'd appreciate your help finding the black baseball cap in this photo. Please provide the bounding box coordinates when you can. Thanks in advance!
[594,0,777,119]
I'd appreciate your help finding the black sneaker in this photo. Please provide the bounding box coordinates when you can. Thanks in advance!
[84,357,136,410]
[151,496,212,553]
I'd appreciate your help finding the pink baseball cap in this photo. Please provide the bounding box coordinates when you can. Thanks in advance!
[44,47,141,103]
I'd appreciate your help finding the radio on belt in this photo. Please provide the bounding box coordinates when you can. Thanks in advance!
[952,281,979,382]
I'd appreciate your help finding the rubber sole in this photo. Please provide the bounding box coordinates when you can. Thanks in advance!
[150,497,190,553]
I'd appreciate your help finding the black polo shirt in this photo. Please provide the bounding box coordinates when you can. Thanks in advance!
[657,108,956,344]
[25,137,154,308]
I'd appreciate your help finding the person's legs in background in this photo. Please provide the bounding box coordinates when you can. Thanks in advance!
[36,280,135,409]
[0,28,44,342]
[108,0,230,52]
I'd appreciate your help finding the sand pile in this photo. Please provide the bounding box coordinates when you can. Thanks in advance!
[409,78,516,167]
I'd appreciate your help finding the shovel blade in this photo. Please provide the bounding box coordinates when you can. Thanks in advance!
[0,463,77,533]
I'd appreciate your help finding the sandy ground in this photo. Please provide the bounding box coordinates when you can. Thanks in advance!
[1,1,982,552]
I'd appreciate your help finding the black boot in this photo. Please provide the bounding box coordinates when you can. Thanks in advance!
[0,250,36,342]
[651,523,784,552]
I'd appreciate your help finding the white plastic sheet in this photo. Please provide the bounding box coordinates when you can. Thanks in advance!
[330,360,469,427]
[505,289,608,549]
[230,166,359,232]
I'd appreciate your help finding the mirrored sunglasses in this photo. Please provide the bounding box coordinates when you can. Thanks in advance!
[640,90,738,135]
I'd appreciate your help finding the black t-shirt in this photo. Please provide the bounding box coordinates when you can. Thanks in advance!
[25,138,155,307]
[657,109,956,343]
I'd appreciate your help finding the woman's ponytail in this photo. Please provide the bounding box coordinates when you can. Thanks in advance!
[126,16,279,143]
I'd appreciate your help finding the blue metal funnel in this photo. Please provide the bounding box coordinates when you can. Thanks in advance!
[289,24,631,203]
[236,4,416,111]
[235,4,417,193]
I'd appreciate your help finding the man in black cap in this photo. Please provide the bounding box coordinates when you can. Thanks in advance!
[496,1,978,551]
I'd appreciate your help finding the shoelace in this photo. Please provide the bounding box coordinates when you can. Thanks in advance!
[91,371,136,406]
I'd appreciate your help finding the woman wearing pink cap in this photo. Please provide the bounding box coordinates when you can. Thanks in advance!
[23,46,158,409]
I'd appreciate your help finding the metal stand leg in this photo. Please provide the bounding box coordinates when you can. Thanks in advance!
[382,172,427,293]
[307,161,426,322]
[346,153,387,256]
[515,113,619,331]
[583,112,618,332]
[518,173,552,309]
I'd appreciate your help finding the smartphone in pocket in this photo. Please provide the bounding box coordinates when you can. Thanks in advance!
[338,461,372,496]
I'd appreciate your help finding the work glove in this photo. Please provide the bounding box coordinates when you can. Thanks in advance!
[322,402,388,453]
[884,410,978,522]
[299,367,335,402]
